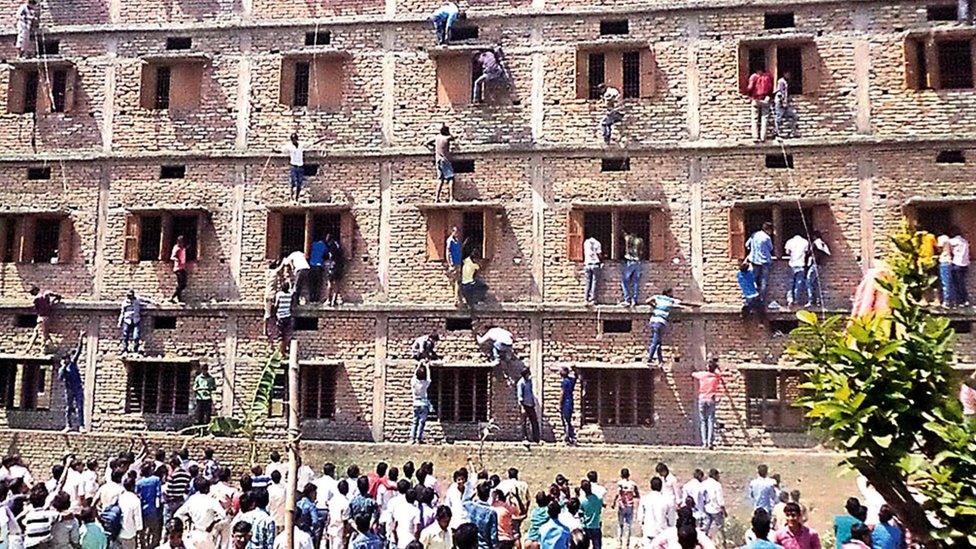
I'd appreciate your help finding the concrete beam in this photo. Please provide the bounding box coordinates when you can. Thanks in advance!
[222,314,237,416]
[685,15,701,141]
[92,165,110,300]
[82,314,100,431]
[530,154,545,302]
[858,157,877,269]
[378,161,392,296]
[100,37,117,152]
[371,313,388,442]
[234,33,253,151]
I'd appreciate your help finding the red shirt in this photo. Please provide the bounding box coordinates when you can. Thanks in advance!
[747,71,773,100]
[692,372,722,401]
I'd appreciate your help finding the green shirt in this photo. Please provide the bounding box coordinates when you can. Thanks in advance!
[580,494,603,529]
[81,522,108,549]
[193,373,217,401]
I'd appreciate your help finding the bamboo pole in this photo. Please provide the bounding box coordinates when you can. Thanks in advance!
[284,340,300,549]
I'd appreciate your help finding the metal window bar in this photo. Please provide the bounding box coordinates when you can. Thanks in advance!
[588,53,605,100]
[155,66,171,109]
[622,51,640,98]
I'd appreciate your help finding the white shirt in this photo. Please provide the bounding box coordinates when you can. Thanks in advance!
[285,142,305,167]
[118,491,144,540]
[268,483,287,527]
[297,466,316,492]
[478,327,513,347]
[939,235,953,263]
[9,465,34,486]
[603,87,621,108]
[95,481,124,510]
[412,377,431,406]
[700,478,724,515]
[950,235,971,267]
[420,522,453,549]
[583,237,602,266]
[327,493,350,537]
[444,486,468,528]
[174,493,226,533]
[314,475,338,509]
[558,510,582,531]
[591,482,607,502]
[391,501,421,548]
[661,474,682,507]
[637,491,676,539]
[80,470,99,501]
[681,478,705,513]
[284,251,310,272]
[275,526,314,549]
[784,235,810,268]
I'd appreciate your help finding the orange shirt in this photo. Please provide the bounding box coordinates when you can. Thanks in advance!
[493,500,518,541]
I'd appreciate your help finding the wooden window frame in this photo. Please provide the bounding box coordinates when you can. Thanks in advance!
[6,64,77,114]
[905,33,976,91]
[124,360,193,415]
[0,358,53,411]
[279,55,346,110]
[737,39,820,96]
[139,60,205,111]
[567,207,666,262]
[265,207,354,261]
[576,45,655,100]
[124,210,205,263]
[435,53,476,107]
[424,207,499,262]
[744,369,808,432]
[727,202,829,260]
[428,366,490,423]
[300,363,337,420]
[0,214,72,264]
[580,368,654,427]
[903,200,976,243]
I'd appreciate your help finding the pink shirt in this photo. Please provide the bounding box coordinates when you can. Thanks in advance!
[774,526,822,549]
[692,372,721,401]
[492,501,517,541]
[171,244,187,272]
[960,384,976,416]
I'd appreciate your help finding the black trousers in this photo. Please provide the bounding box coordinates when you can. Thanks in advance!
[521,405,540,442]
[173,269,188,301]
[195,399,213,426]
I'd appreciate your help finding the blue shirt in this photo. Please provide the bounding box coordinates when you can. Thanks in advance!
[834,515,862,548]
[59,362,83,394]
[871,522,903,549]
[517,377,535,407]
[252,475,271,490]
[748,477,778,512]
[310,240,327,267]
[738,270,759,299]
[297,497,321,533]
[539,519,570,549]
[431,2,460,27]
[746,230,774,265]
[135,476,162,519]
[650,295,678,324]
[245,508,277,549]
[349,531,383,549]
[448,236,462,266]
[560,377,576,416]
[743,541,782,549]
[463,500,498,549]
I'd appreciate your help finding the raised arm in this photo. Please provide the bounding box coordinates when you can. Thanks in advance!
[72,331,84,364]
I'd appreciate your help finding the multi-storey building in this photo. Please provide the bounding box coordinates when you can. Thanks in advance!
[0,0,973,451]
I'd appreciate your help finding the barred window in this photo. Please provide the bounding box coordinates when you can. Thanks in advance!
[301,364,337,419]
[125,361,192,415]
[622,51,640,98]
[429,367,490,422]
[0,359,52,410]
[581,369,654,426]
[744,370,808,431]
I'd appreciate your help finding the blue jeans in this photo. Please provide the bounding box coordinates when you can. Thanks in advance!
[806,264,822,305]
[751,262,771,304]
[601,110,624,144]
[411,403,429,443]
[584,528,602,549]
[621,261,641,303]
[698,398,716,447]
[617,507,633,547]
[121,319,141,353]
[560,409,576,443]
[647,322,665,363]
[65,389,84,430]
[584,264,601,302]
[290,165,305,191]
[940,262,954,305]
[788,266,806,305]
[493,342,513,362]
[952,265,970,304]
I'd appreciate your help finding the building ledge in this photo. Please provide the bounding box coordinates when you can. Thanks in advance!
[7,134,976,165]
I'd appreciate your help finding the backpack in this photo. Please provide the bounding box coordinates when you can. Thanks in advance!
[99,503,123,541]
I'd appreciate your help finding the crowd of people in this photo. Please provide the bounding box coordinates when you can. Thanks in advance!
[0,447,913,549]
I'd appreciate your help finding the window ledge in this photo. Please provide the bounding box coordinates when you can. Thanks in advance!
[0,353,53,362]
[738,362,811,371]
[903,195,976,206]
[576,39,649,51]
[7,57,75,69]
[141,52,211,65]
[739,33,815,46]
[415,201,505,211]
[571,200,664,210]
[427,44,498,58]
[123,355,198,364]
[280,47,351,61]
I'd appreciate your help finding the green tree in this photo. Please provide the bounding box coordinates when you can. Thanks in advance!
[792,228,976,546]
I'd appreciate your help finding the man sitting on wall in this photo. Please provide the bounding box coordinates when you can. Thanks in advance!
[429,2,466,45]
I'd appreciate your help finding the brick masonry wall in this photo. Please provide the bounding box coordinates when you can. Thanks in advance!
[0,0,974,453]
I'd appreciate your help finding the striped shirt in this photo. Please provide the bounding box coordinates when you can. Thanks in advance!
[165,470,192,502]
[251,475,272,491]
[274,291,293,320]
[650,295,678,325]
[23,508,60,547]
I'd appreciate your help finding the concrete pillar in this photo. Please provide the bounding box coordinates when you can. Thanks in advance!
[222,314,237,416]
[530,154,545,302]
[381,29,396,146]
[689,157,704,302]
[858,157,877,270]
[385,0,395,17]
[854,41,872,135]
[82,315,100,431]
[378,162,392,296]
[530,22,545,142]
[109,0,121,24]
[230,165,246,292]
[372,313,388,442]
[529,315,544,426]
[92,166,110,300]
[685,16,701,141]
[100,37,117,152]
[235,34,253,151]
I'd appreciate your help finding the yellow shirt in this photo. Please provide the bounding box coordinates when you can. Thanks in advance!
[920,232,938,258]
[462,257,479,284]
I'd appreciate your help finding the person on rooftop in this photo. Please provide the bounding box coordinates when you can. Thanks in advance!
[430,2,466,45]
